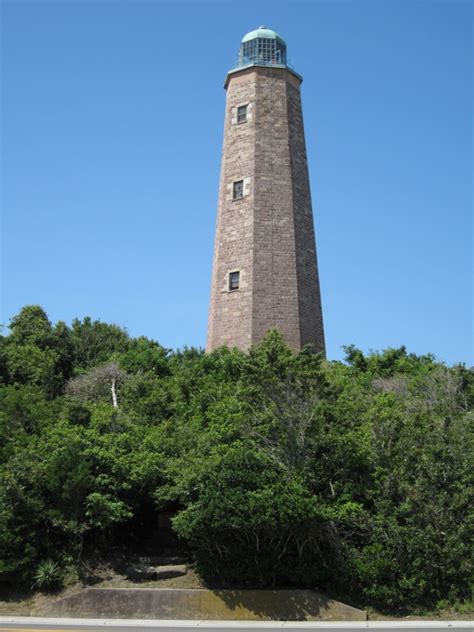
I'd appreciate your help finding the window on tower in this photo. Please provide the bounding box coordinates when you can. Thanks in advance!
[233,180,244,199]
[229,271,240,291]
[237,105,248,124]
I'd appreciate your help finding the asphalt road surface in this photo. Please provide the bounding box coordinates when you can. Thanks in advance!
[0,618,472,632]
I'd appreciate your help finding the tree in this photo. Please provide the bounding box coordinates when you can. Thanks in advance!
[237,335,324,471]
[65,362,129,408]
[3,307,75,396]
[170,444,325,586]
[70,317,130,369]
[4,345,59,394]
[8,306,53,348]
[0,307,472,612]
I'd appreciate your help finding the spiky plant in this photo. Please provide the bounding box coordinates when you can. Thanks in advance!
[33,559,63,590]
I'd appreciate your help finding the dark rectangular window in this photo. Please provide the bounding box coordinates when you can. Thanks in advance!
[229,271,240,291]
[237,105,247,124]
[233,180,243,199]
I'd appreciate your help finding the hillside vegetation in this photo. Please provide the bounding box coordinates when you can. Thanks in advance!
[0,305,472,612]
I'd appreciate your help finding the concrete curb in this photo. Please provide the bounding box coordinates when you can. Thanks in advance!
[0,616,473,628]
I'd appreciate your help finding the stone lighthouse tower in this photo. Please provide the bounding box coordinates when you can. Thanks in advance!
[207,27,325,354]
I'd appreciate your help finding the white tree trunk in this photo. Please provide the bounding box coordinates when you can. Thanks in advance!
[111,377,118,408]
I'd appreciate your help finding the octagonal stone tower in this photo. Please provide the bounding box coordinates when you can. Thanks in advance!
[207,27,325,354]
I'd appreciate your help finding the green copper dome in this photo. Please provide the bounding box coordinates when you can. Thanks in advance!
[226,25,302,86]
[242,26,286,45]
[237,25,288,69]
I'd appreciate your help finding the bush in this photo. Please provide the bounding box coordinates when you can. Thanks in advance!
[32,559,63,590]
[1,308,472,612]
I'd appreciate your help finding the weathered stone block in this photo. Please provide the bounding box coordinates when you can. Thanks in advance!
[124,564,187,581]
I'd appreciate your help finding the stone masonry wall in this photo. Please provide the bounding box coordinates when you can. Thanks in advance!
[287,81,326,352]
[207,66,325,354]
[251,68,300,350]
[207,69,256,350]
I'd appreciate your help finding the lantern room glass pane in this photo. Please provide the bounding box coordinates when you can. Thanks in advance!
[239,36,287,68]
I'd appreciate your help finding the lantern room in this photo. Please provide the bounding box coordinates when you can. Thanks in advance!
[237,26,287,68]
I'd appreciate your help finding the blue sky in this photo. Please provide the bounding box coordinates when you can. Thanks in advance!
[2,1,472,364]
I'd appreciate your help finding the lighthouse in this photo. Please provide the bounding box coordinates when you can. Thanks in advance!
[207,27,325,354]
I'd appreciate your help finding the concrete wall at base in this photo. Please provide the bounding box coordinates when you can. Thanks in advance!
[33,588,366,621]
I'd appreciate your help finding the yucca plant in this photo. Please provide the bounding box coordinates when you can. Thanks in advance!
[33,559,63,590]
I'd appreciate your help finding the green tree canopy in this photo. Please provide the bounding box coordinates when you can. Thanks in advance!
[0,307,472,613]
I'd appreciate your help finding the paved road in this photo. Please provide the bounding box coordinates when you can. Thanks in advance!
[0,618,472,632]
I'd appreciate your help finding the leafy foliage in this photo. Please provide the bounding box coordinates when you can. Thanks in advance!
[0,305,472,612]
[32,559,63,590]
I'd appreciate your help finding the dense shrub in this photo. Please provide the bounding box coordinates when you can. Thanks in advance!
[0,306,472,612]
